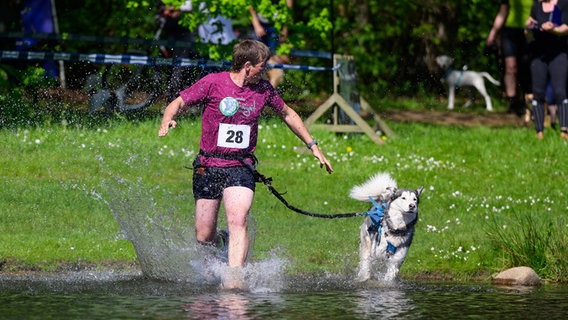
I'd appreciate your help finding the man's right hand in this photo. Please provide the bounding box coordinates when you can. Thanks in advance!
[158,120,177,137]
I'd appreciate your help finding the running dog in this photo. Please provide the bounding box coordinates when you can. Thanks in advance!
[436,55,500,111]
[350,173,424,282]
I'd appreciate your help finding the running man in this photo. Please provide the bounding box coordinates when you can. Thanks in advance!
[158,40,333,289]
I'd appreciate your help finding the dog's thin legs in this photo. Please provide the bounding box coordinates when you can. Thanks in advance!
[384,246,409,282]
[356,223,373,282]
[472,82,493,111]
[448,86,455,110]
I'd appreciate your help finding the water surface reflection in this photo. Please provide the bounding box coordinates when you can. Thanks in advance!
[1,273,567,319]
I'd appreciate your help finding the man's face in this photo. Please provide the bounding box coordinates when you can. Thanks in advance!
[246,61,267,84]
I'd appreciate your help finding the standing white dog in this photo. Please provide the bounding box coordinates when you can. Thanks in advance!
[436,55,500,111]
[350,173,424,282]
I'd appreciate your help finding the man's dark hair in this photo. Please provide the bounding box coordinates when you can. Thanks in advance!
[231,40,271,72]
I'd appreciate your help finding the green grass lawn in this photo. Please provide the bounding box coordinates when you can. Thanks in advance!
[1,112,567,282]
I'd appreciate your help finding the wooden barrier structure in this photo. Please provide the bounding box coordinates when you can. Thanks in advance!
[305,54,394,145]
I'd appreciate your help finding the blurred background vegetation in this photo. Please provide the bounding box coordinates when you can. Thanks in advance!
[1,0,503,116]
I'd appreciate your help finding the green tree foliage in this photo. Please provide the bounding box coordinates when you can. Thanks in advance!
[330,0,499,98]
[5,0,503,101]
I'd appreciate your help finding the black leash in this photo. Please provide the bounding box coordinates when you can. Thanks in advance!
[192,151,366,219]
[248,164,365,219]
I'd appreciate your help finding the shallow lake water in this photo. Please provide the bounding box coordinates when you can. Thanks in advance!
[1,271,567,319]
[4,177,566,319]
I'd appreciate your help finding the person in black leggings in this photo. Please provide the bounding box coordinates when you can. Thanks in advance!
[527,0,568,139]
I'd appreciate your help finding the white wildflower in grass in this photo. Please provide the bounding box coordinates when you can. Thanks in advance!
[34,139,41,144]
[426,225,438,233]
[180,148,194,158]
[158,145,168,155]
[324,201,328,205]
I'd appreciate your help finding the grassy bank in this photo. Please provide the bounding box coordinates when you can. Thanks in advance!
[1,113,567,283]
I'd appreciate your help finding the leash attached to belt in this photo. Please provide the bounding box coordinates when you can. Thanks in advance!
[194,150,368,219]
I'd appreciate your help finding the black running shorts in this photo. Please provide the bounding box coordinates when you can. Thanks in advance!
[192,165,256,200]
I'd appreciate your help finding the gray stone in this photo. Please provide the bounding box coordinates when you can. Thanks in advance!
[492,266,542,286]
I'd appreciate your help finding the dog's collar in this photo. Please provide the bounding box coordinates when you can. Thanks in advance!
[386,213,418,236]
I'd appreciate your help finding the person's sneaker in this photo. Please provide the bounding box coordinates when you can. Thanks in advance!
[507,98,526,117]
[216,230,229,262]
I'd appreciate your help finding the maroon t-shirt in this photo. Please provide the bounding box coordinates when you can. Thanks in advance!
[180,72,285,167]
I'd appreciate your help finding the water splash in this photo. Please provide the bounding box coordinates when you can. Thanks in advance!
[101,177,197,282]
[95,174,288,292]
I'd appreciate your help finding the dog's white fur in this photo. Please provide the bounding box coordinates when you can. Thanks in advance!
[350,173,424,282]
[436,55,500,111]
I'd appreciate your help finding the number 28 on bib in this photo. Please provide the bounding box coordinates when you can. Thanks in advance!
[217,123,251,149]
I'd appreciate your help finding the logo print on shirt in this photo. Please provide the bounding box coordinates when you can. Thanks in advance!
[219,97,239,116]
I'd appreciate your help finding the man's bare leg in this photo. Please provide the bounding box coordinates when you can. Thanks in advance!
[195,198,221,245]
[221,186,254,289]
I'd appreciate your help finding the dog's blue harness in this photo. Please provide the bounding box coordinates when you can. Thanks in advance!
[367,197,397,256]
[444,69,464,88]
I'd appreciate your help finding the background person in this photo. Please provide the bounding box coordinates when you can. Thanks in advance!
[526,0,568,139]
[486,0,534,116]
[248,0,293,88]
[155,0,197,101]
[158,40,333,289]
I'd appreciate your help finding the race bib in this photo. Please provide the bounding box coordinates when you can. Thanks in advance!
[217,123,251,149]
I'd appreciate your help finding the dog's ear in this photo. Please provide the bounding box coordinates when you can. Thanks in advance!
[386,187,399,201]
[386,186,397,196]
[416,186,424,196]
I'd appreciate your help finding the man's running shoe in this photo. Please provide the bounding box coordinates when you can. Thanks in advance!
[216,230,229,262]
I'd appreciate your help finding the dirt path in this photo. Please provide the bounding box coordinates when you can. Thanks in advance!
[379,110,530,128]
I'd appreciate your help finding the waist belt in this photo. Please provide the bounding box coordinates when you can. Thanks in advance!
[198,149,258,164]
